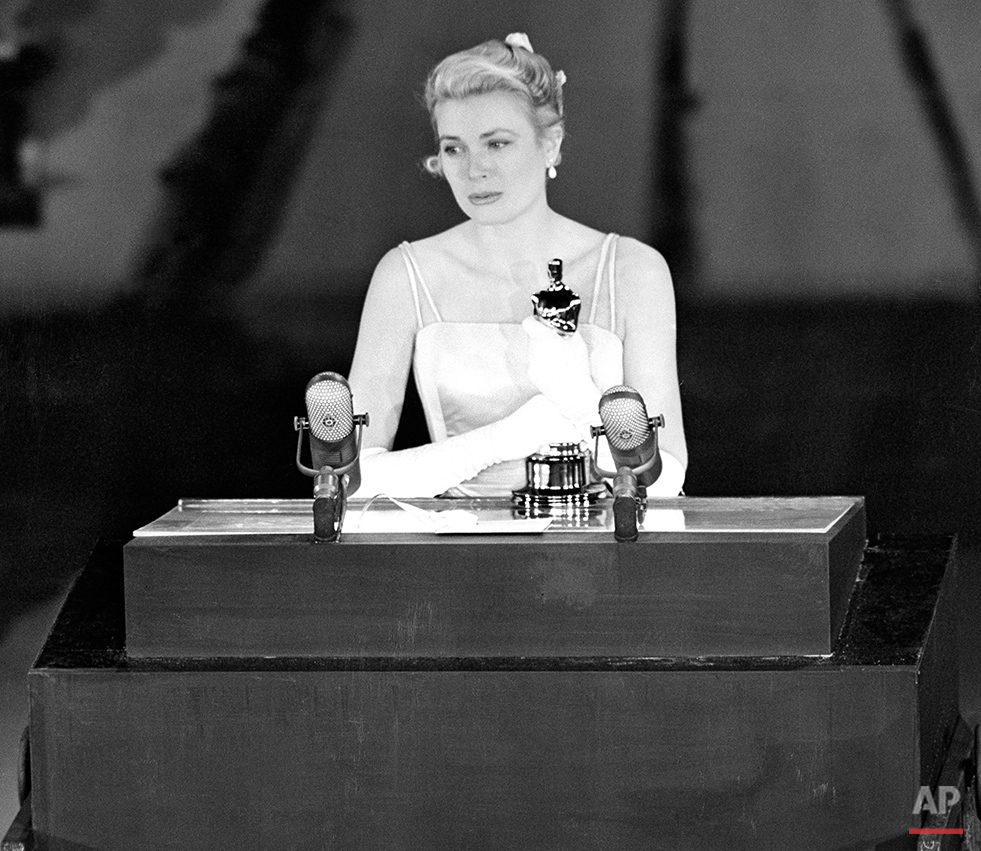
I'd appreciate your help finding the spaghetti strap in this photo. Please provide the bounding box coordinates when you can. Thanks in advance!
[398,241,443,328]
[607,234,619,331]
[588,233,618,330]
[398,242,424,330]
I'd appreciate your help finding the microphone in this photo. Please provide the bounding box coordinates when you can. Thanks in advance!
[592,386,665,542]
[294,372,368,542]
[304,372,362,494]
[598,386,663,489]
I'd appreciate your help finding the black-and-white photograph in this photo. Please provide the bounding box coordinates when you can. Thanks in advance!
[1,1,979,847]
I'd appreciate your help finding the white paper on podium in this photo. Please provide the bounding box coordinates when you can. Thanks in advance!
[433,517,552,535]
[639,509,686,531]
[347,505,551,535]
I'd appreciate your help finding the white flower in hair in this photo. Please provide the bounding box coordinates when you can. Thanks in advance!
[505,32,534,53]
[555,70,567,86]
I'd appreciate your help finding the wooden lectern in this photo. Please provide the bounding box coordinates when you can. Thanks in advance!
[12,497,964,849]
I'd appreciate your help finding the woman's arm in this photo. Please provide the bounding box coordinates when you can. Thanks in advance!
[348,247,418,453]
[615,238,688,495]
[347,247,581,497]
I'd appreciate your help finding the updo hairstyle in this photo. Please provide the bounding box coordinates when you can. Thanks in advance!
[423,33,566,177]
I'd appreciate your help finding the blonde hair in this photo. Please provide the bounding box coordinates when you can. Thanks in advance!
[422,35,566,177]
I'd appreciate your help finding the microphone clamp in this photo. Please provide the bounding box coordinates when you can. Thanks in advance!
[589,414,665,480]
[294,413,369,479]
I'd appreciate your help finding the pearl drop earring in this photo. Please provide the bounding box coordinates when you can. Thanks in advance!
[547,165,558,179]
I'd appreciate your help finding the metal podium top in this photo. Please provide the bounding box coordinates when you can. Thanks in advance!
[132,495,862,538]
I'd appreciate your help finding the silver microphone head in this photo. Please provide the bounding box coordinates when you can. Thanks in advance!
[305,372,354,444]
[599,385,652,453]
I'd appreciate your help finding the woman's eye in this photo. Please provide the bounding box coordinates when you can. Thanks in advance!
[489,140,508,150]
[442,145,461,156]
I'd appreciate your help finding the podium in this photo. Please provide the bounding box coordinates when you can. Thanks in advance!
[17,497,963,849]
[124,496,866,658]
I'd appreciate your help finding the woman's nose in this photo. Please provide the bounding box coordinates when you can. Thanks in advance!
[467,152,491,179]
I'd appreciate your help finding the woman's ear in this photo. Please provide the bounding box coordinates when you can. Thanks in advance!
[544,127,564,167]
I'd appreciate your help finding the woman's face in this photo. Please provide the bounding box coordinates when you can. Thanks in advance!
[434,91,560,225]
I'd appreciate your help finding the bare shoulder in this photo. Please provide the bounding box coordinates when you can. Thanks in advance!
[611,237,676,329]
[614,236,672,285]
[365,244,419,300]
[370,245,409,283]
[359,246,417,325]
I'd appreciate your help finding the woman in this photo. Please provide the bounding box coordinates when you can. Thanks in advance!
[348,33,686,498]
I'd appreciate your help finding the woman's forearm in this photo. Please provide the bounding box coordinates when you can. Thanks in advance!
[357,394,581,497]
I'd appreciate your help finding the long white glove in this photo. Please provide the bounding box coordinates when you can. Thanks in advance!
[522,316,601,434]
[357,394,582,497]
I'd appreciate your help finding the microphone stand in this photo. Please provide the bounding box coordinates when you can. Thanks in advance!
[591,415,664,543]
[609,467,646,543]
[294,414,368,543]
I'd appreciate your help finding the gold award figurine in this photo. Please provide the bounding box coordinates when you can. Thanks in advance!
[531,258,581,335]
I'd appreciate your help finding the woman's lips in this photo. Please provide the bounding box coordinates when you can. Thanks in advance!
[468,191,502,205]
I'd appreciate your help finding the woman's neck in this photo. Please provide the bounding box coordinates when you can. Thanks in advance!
[464,206,567,272]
